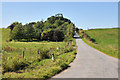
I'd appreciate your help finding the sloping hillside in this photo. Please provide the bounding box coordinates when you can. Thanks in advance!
[2,28,10,42]
[83,28,119,59]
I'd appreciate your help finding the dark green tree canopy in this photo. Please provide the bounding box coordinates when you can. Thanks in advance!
[8,22,20,32]
[8,14,76,42]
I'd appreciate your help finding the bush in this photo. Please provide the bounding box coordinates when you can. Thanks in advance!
[2,62,11,72]
[41,29,64,41]
[53,30,64,41]
[39,48,50,59]
[63,46,74,53]
[2,57,28,73]
[90,38,96,43]
[9,39,12,41]
[60,63,68,70]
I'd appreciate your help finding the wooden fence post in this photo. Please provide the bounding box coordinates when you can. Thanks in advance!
[38,49,39,54]
[22,50,24,59]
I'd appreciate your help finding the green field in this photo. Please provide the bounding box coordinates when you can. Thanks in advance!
[1,28,77,79]
[82,28,119,59]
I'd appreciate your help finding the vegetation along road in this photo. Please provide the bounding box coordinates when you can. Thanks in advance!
[53,33,118,78]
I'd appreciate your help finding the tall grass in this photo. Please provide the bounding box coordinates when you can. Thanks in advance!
[2,28,77,79]
[2,41,77,79]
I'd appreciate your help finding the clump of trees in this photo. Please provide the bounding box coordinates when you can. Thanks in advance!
[8,14,76,42]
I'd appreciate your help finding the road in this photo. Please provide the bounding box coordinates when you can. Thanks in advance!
[53,33,118,78]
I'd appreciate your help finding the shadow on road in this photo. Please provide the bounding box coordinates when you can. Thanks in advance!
[74,37,81,39]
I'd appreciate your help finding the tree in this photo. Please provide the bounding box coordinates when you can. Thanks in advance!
[53,30,64,41]
[47,16,56,24]
[55,20,63,26]
[34,21,44,40]
[55,13,63,17]
[34,27,42,41]
[64,23,75,40]
[10,23,24,41]
[41,29,64,41]
[23,23,35,41]
[9,14,76,42]
[8,22,20,32]
[34,21,44,29]
[41,29,52,40]
[76,27,79,33]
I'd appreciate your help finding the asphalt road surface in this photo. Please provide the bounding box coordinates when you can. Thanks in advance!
[53,33,118,78]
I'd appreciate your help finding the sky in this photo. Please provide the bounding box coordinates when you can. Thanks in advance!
[1,2,118,30]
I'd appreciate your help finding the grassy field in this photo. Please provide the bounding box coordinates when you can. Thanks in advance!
[1,28,77,79]
[81,28,119,59]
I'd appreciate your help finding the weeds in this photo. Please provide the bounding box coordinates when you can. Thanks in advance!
[2,38,77,79]
[1,28,77,79]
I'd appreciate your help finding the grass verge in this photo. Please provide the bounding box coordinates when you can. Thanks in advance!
[80,28,119,59]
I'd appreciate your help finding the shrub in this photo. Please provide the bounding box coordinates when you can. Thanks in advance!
[39,48,50,59]
[13,59,28,71]
[60,63,68,70]
[2,57,28,73]
[90,38,96,43]
[2,62,11,73]
[9,39,12,41]
[63,46,74,53]
[53,30,64,41]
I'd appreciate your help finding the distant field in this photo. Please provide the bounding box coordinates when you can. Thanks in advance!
[2,28,77,79]
[83,28,119,59]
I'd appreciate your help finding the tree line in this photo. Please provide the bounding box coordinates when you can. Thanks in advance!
[8,14,76,42]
